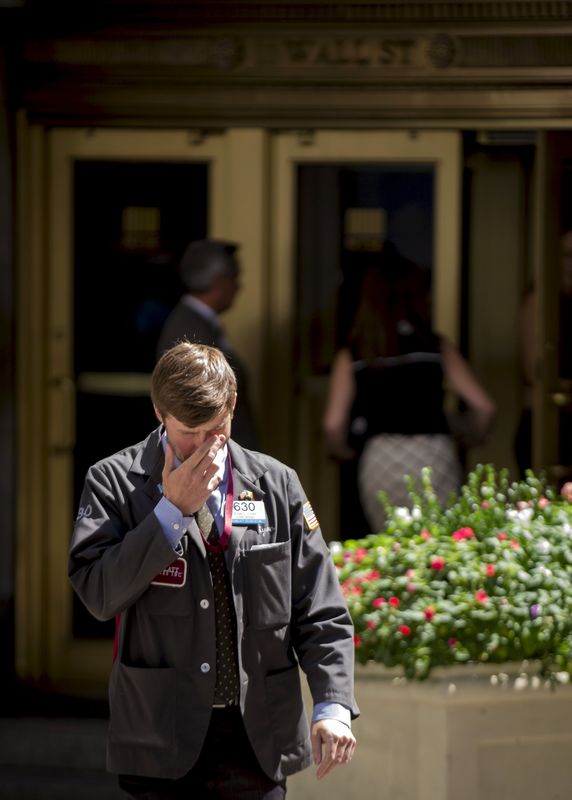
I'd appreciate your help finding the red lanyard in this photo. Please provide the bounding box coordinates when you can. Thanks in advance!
[219,452,234,551]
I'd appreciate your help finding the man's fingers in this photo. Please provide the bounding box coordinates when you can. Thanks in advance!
[312,722,356,780]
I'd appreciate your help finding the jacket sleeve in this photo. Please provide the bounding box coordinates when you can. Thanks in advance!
[287,469,360,719]
[68,461,180,621]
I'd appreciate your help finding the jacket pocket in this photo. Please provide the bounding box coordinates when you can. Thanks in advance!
[265,665,309,754]
[109,663,176,749]
[243,541,291,629]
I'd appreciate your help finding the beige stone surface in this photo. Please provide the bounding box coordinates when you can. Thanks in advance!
[287,663,572,800]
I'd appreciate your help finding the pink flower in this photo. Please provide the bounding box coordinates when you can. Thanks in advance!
[367,570,381,580]
[485,564,496,577]
[481,500,489,509]
[561,482,572,502]
[452,527,475,541]
[406,583,416,593]
[389,596,400,607]
[475,590,489,604]
[448,638,457,647]
[366,620,377,630]
[420,529,432,540]
[372,597,385,608]
[510,540,520,549]
[424,605,435,621]
[399,625,411,637]
[538,496,549,509]
[497,532,507,541]
[430,557,446,571]
[406,569,415,578]
[353,547,368,563]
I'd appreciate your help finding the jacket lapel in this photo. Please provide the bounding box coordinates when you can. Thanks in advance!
[227,441,267,562]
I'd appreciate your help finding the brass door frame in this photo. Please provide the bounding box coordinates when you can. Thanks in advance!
[532,132,572,480]
[269,130,461,539]
[16,125,269,690]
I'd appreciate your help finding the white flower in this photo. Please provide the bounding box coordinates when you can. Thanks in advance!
[507,507,534,523]
[329,541,342,555]
[537,539,551,555]
[394,507,412,523]
[411,506,422,520]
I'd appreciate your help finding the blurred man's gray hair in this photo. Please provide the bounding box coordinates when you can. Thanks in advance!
[179,239,239,293]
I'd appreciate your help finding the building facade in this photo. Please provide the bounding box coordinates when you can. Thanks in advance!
[1,0,572,696]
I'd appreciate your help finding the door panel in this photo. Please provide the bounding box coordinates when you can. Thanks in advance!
[270,131,461,541]
[17,127,269,691]
[533,132,572,485]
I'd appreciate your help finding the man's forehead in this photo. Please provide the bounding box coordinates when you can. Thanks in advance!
[169,410,230,432]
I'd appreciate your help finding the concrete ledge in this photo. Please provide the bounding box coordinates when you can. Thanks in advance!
[288,662,572,800]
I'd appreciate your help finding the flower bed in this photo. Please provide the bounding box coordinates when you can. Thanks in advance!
[332,465,572,680]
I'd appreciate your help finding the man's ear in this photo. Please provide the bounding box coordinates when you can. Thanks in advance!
[153,405,164,424]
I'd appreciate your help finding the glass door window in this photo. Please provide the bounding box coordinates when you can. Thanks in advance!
[72,159,208,639]
[296,162,435,536]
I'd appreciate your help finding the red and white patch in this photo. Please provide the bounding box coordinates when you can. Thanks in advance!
[151,558,187,588]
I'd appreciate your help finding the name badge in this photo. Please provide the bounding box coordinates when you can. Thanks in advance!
[151,558,187,588]
[232,499,267,525]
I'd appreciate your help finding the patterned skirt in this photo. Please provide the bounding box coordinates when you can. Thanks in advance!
[357,433,463,533]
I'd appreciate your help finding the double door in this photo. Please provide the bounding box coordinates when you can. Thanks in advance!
[18,125,567,692]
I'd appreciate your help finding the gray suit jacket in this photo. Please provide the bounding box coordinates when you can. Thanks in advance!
[157,301,258,449]
[68,430,359,781]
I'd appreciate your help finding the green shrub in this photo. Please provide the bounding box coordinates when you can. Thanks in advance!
[332,465,572,680]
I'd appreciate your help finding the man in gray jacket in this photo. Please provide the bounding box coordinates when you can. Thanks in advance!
[157,238,258,450]
[69,342,358,799]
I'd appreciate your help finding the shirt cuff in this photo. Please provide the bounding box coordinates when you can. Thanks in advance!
[154,496,192,549]
[312,702,352,728]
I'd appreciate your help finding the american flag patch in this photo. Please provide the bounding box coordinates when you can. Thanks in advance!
[303,501,319,532]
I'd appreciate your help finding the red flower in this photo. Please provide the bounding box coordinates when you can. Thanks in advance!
[452,527,475,541]
[354,634,361,647]
[510,540,520,549]
[481,500,489,509]
[475,590,489,604]
[485,564,496,577]
[367,570,381,580]
[420,529,432,540]
[353,547,368,563]
[448,638,457,647]
[399,625,411,637]
[389,596,400,607]
[497,532,507,540]
[424,605,435,621]
[366,620,377,630]
[430,557,446,571]
[372,597,385,608]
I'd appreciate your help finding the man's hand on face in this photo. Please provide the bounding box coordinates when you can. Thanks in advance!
[161,434,225,516]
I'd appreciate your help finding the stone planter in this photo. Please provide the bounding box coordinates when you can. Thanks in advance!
[287,662,572,800]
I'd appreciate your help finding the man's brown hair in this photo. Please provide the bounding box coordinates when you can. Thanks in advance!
[151,341,237,427]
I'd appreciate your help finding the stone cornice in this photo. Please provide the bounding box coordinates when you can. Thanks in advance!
[23,32,572,78]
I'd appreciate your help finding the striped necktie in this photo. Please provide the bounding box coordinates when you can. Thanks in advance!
[195,503,240,706]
